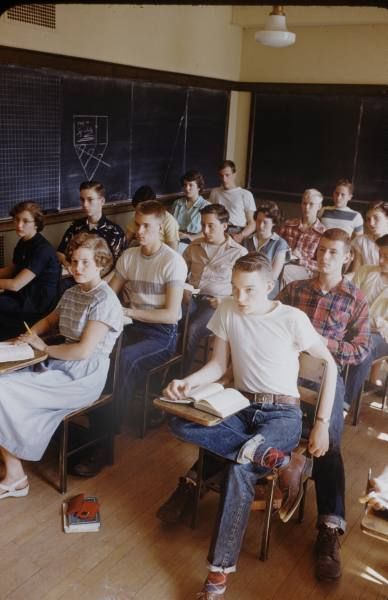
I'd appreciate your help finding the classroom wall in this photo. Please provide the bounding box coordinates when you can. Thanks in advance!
[0,5,242,81]
[240,24,388,84]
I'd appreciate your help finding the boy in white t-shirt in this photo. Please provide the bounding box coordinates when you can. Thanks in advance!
[209,160,256,245]
[163,253,337,600]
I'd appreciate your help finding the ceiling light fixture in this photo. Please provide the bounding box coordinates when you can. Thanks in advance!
[255,5,296,48]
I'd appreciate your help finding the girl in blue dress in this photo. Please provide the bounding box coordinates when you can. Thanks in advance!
[0,233,122,499]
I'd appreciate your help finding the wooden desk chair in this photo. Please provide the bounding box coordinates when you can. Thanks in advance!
[133,289,193,438]
[54,333,123,494]
[351,356,388,426]
[191,352,327,561]
[361,469,388,544]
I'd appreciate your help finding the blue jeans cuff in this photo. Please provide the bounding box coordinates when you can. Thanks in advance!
[207,562,237,574]
[236,433,264,464]
[317,514,346,534]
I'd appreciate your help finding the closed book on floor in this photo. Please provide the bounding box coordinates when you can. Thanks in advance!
[62,495,101,533]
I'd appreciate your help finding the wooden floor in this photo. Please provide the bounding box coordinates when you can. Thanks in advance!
[1,395,388,600]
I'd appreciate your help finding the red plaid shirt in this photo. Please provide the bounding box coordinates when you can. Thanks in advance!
[278,218,326,272]
[278,277,370,367]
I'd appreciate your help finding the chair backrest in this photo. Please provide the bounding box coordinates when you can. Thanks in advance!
[297,352,327,440]
[102,331,123,396]
[177,286,194,358]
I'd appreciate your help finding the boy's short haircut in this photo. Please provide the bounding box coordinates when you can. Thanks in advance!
[10,201,44,232]
[335,178,353,195]
[303,188,323,203]
[79,180,106,199]
[132,185,156,207]
[219,159,236,173]
[233,252,273,280]
[66,232,113,271]
[321,228,351,252]
[365,199,388,219]
[135,199,166,221]
[181,170,205,193]
[200,203,229,224]
[254,201,282,227]
[376,234,388,248]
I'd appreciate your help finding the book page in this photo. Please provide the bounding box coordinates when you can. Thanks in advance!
[159,382,224,404]
[189,382,224,402]
[0,342,34,363]
[194,388,249,418]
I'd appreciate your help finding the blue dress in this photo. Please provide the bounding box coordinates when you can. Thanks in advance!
[0,281,123,460]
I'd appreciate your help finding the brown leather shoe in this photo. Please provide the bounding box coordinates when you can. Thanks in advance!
[277,452,312,522]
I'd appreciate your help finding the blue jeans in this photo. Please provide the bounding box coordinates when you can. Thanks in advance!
[344,333,388,409]
[170,403,302,571]
[119,320,178,417]
[313,374,346,533]
[183,297,215,374]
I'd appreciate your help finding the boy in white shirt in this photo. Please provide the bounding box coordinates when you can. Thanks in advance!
[209,160,256,245]
[163,253,337,600]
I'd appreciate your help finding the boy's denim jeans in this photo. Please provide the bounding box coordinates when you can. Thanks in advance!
[170,403,302,571]
[118,320,178,417]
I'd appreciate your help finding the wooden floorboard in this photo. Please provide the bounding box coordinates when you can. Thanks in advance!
[1,395,387,600]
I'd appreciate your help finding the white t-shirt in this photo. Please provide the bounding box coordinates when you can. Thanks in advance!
[115,244,187,315]
[209,187,256,227]
[208,298,321,397]
[353,265,388,332]
[319,205,363,236]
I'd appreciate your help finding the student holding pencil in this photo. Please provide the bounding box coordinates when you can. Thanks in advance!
[0,233,122,499]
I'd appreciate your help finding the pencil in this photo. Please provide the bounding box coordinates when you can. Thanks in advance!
[23,321,33,335]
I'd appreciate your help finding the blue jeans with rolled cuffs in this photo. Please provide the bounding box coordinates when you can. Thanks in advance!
[119,320,178,416]
[170,403,302,571]
[313,374,346,533]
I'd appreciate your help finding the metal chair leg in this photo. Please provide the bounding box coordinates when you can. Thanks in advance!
[59,421,69,494]
[298,479,308,523]
[259,475,277,561]
[352,382,364,426]
[191,448,204,529]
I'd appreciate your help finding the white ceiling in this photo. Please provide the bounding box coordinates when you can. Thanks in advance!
[232,5,388,27]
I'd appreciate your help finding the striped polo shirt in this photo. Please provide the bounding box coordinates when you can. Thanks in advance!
[114,244,187,314]
[319,205,363,236]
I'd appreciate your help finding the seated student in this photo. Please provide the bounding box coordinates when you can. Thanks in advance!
[0,201,60,341]
[278,228,370,581]
[279,188,326,286]
[171,170,209,244]
[244,202,289,297]
[110,200,187,421]
[182,203,247,372]
[344,234,388,410]
[351,200,388,273]
[0,233,123,498]
[163,253,337,600]
[57,180,126,281]
[126,185,180,251]
[320,179,364,237]
[209,160,256,244]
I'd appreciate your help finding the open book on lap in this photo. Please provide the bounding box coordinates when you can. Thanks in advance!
[0,342,34,363]
[160,383,250,419]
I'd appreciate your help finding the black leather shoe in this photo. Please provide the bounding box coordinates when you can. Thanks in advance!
[315,524,342,580]
[156,477,195,524]
[71,452,105,478]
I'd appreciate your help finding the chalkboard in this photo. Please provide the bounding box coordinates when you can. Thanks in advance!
[0,64,229,218]
[249,91,388,202]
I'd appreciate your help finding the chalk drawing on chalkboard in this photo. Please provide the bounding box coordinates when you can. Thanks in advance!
[73,115,110,180]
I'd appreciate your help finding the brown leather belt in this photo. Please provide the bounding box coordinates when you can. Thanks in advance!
[239,391,300,406]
